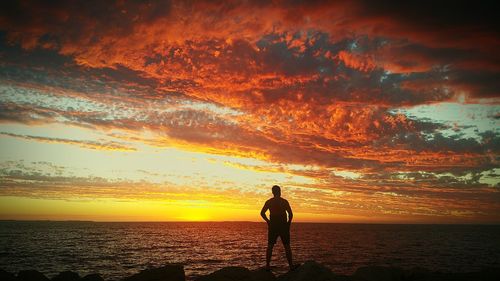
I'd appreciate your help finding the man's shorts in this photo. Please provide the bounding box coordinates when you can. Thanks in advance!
[268,222,290,245]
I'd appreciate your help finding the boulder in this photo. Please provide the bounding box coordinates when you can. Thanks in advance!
[352,266,406,281]
[51,271,80,281]
[277,261,347,281]
[404,267,434,281]
[81,274,105,281]
[195,266,275,281]
[477,267,500,281]
[245,268,276,281]
[1,269,16,281]
[195,267,251,281]
[123,265,185,281]
[17,270,50,281]
[434,268,500,281]
[352,265,500,281]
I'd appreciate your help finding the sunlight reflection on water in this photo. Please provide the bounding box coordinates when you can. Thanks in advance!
[1,222,499,280]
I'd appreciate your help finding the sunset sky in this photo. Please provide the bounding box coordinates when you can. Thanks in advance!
[0,0,498,223]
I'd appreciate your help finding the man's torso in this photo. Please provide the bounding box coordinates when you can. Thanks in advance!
[267,197,288,225]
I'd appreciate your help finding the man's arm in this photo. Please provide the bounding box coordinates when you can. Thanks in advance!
[285,200,293,224]
[260,201,270,224]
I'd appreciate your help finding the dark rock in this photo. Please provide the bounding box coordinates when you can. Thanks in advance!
[352,266,406,281]
[17,270,50,281]
[51,271,80,281]
[435,268,500,281]
[9,262,500,281]
[194,266,251,281]
[81,274,104,281]
[350,265,500,281]
[123,265,184,281]
[195,266,275,281]
[404,267,433,281]
[278,261,347,281]
[245,268,275,281]
[1,269,16,281]
[477,267,500,281]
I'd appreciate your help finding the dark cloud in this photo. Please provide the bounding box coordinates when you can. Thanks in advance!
[357,0,499,34]
[0,0,173,47]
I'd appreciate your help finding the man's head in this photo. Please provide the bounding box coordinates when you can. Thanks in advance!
[272,185,281,197]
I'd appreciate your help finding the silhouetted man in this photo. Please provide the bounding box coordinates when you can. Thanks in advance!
[260,185,295,271]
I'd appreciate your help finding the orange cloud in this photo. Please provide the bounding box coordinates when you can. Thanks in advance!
[337,50,376,72]
[0,0,499,222]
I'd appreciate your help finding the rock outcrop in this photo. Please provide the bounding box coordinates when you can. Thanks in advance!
[122,265,185,281]
[1,269,16,281]
[195,266,275,281]
[81,274,105,281]
[51,271,80,281]
[351,265,500,281]
[17,270,50,281]
[3,261,500,281]
[278,261,349,281]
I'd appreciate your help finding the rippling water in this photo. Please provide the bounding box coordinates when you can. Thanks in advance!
[1,221,499,280]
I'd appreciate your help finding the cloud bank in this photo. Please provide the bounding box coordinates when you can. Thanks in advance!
[0,0,498,222]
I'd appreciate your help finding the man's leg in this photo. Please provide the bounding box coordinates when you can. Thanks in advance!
[284,242,293,268]
[281,225,294,269]
[266,243,274,270]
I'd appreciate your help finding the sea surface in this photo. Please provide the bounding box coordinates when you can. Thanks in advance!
[1,221,500,280]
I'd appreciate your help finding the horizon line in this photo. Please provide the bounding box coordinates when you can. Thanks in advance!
[1,219,499,225]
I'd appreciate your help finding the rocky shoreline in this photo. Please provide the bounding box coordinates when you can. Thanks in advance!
[2,261,500,281]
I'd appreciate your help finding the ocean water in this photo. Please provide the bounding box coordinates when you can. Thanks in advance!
[1,221,499,280]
